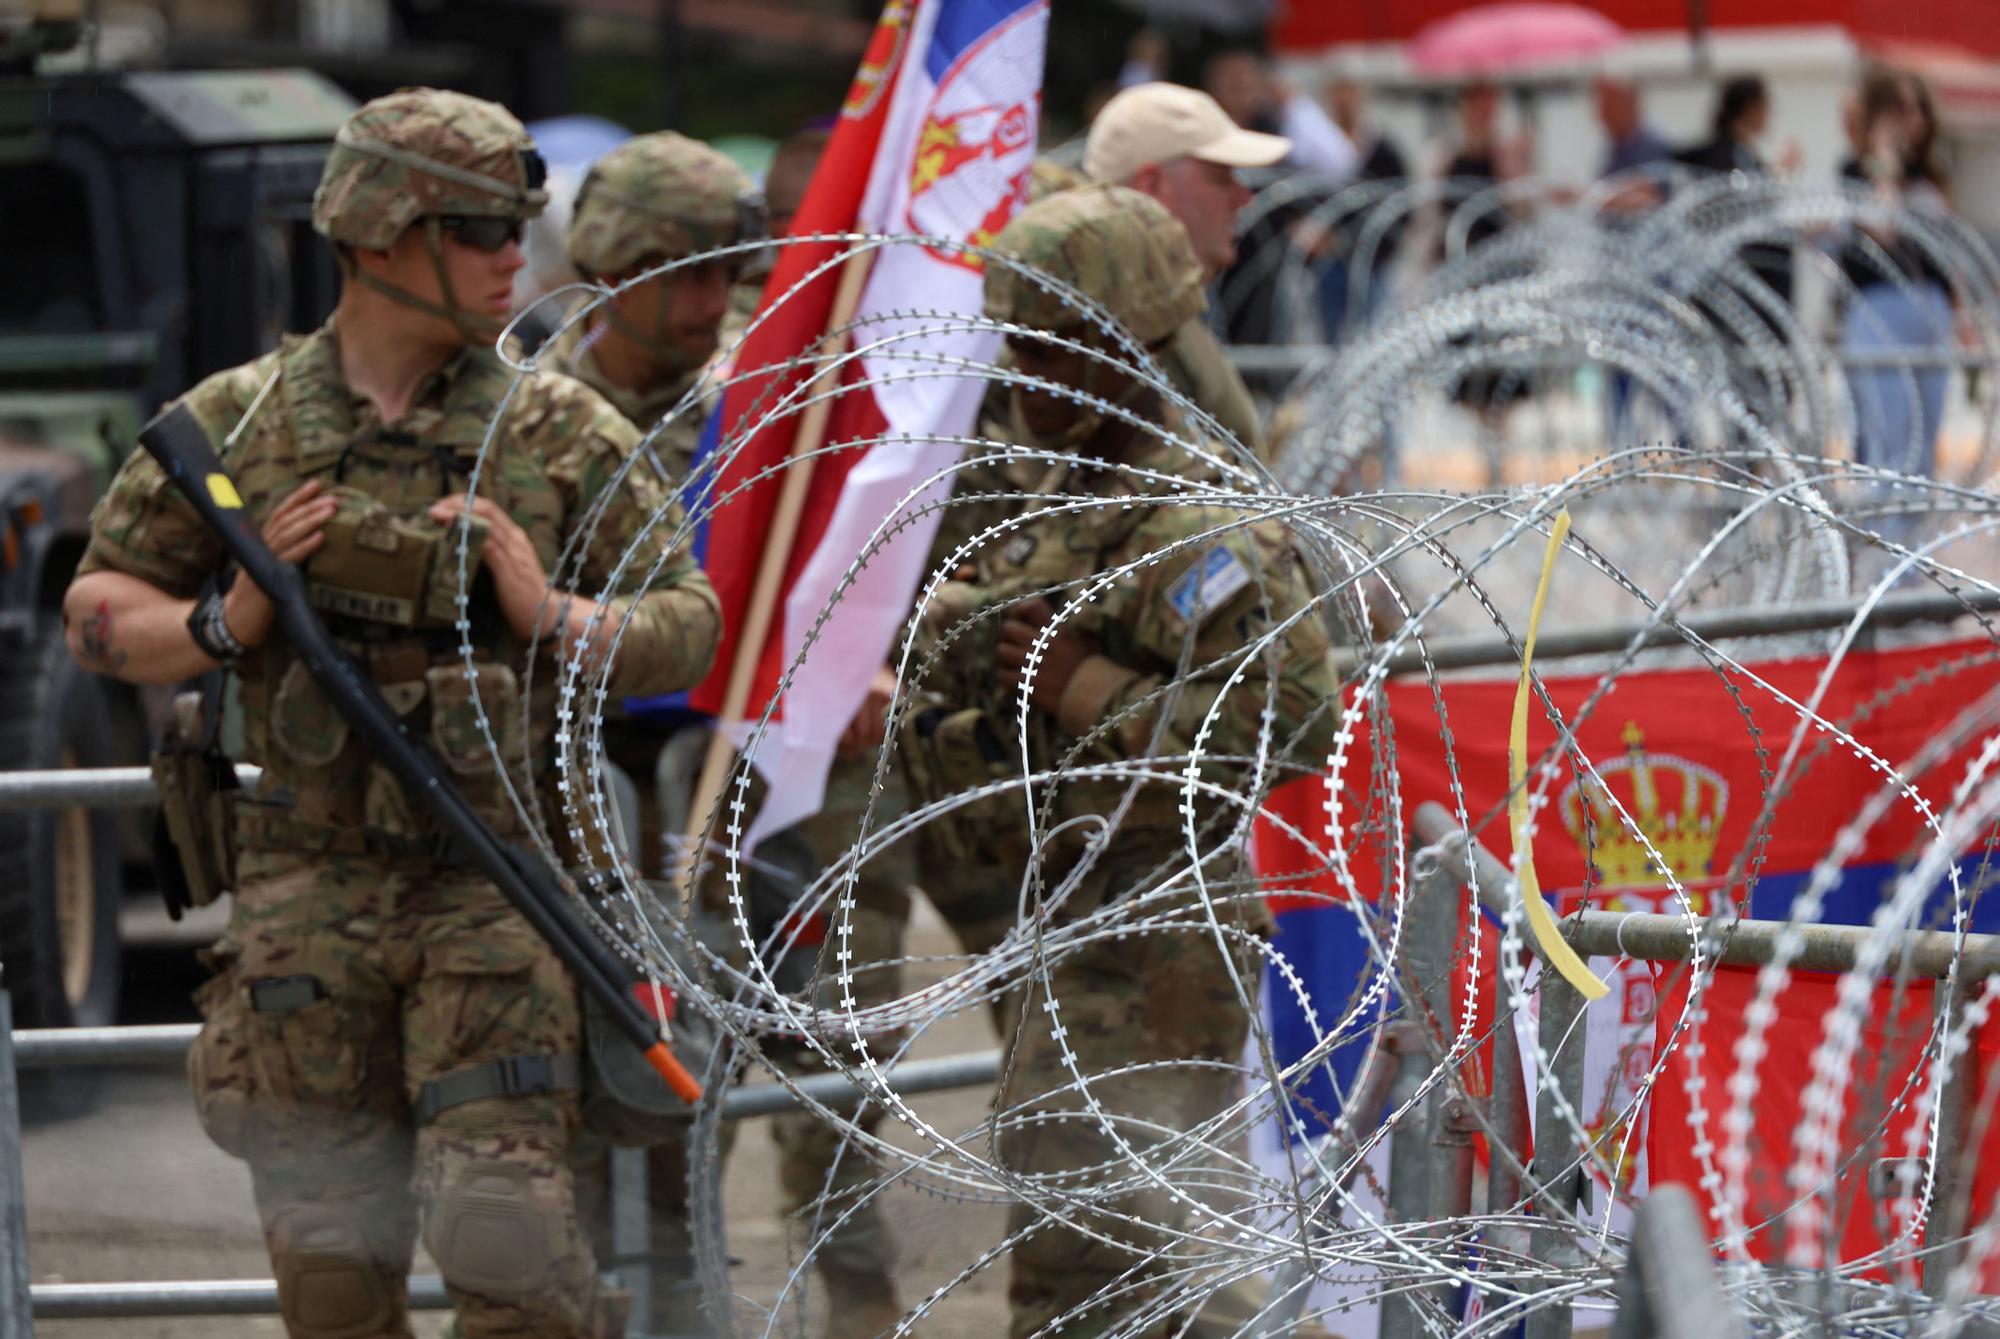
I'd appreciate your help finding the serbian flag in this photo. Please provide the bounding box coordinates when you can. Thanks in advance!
[687,0,1047,842]
[1253,641,2000,1194]
[1251,640,2000,1328]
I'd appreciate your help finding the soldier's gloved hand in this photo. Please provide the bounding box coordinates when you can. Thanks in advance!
[997,596,1096,712]
[427,494,561,643]
[224,481,340,651]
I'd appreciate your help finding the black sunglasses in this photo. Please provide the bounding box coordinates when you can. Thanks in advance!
[438,215,525,253]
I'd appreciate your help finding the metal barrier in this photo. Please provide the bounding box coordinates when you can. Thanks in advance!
[1380,800,2000,1339]
[0,993,998,1328]
[1225,342,1997,379]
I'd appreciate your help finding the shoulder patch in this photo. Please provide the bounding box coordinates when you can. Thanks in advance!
[1002,533,1038,566]
[1165,546,1253,628]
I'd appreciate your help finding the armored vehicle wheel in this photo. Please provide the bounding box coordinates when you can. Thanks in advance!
[0,620,123,1031]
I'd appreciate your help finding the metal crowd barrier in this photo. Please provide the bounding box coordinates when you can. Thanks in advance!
[1369,802,2000,1339]
[0,985,997,1331]
[1224,342,1995,379]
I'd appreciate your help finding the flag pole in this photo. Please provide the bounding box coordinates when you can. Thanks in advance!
[678,246,877,907]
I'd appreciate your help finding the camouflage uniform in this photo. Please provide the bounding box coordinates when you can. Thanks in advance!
[1016,159,1267,463]
[554,130,753,480]
[79,89,720,1339]
[558,128,914,1331]
[765,762,916,1292]
[907,185,1339,1338]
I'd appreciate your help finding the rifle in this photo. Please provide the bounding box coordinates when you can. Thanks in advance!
[138,402,703,1105]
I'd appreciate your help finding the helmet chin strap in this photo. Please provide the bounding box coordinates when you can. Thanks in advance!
[344,218,507,346]
[1007,346,1152,456]
[598,267,709,379]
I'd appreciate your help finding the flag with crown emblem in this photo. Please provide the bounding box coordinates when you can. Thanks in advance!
[1253,638,2000,1301]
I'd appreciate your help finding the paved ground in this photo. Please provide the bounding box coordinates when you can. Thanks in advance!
[20,900,1008,1339]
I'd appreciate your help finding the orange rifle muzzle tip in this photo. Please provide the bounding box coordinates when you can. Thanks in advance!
[643,1040,705,1105]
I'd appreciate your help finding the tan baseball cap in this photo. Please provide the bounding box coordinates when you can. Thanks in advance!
[1083,82,1292,184]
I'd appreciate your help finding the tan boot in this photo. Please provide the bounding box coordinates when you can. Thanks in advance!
[819,1265,911,1339]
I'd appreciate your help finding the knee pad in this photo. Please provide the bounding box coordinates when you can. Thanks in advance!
[273,1209,402,1339]
[424,1159,561,1300]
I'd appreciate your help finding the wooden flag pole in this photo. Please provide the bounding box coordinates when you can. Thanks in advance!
[678,247,877,906]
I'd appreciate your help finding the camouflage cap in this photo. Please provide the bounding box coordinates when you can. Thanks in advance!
[982,182,1206,344]
[567,131,755,278]
[313,87,548,250]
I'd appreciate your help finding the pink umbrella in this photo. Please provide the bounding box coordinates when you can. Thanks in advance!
[1410,3,1624,77]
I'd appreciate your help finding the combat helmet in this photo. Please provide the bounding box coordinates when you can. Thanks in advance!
[313,87,547,340]
[983,182,1205,345]
[567,131,756,279]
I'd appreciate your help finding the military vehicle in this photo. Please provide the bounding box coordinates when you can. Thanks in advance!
[0,27,354,1028]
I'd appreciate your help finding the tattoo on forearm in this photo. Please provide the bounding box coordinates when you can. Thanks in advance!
[77,600,128,674]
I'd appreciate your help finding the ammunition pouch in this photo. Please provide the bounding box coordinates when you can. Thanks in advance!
[302,487,488,631]
[151,690,241,920]
[898,705,1025,868]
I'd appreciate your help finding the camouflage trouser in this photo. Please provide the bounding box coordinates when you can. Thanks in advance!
[188,849,608,1339]
[989,852,1269,1339]
[596,729,920,1316]
[765,754,917,1276]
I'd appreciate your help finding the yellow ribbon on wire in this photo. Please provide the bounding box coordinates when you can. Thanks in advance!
[1508,507,1610,1002]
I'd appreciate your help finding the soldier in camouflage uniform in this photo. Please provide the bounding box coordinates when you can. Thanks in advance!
[1080,82,1293,463]
[904,184,1340,1338]
[561,126,916,1337]
[554,130,755,477]
[63,88,720,1339]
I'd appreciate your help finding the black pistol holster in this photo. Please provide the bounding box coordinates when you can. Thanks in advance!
[151,688,241,920]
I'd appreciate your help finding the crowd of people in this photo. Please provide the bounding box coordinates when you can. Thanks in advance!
[1172,46,1967,484]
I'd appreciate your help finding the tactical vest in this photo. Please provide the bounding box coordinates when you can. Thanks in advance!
[224,335,568,856]
[901,454,1158,887]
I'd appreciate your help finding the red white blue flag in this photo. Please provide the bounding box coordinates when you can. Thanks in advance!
[688,0,1047,842]
[1253,640,2000,1314]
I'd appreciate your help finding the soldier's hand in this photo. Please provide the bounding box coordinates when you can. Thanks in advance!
[838,665,899,759]
[223,481,338,650]
[427,495,557,642]
[997,597,1094,711]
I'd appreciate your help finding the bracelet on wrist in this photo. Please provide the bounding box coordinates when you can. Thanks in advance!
[186,591,246,665]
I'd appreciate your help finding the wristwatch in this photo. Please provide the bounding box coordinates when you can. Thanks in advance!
[186,589,247,665]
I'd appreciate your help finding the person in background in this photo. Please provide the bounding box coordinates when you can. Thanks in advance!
[1427,79,1533,252]
[1317,76,1408,339]
[1677,73,1799,178]
[1083,81,1290,459]
[714,120,830,364]
[1203,46,1357,181]
[1676,75,1800,386]
[1420,81,1536,480]
[1594,75,1671,209]
[1592,76,1671,436]
[1329,75,1406,184]
[1840,67,1956,488]
[764,120,832,240]
[1200,50,1354,347]
[1116,26,1168,91]
[553,131,753,474]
